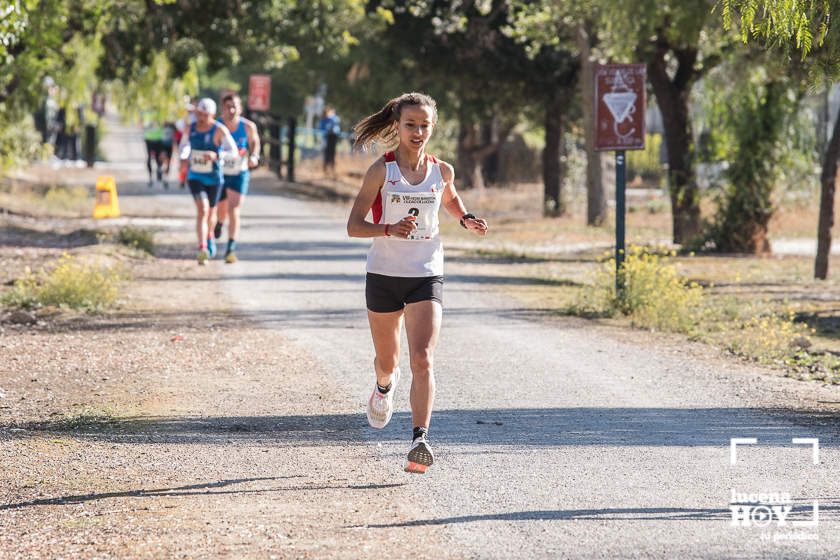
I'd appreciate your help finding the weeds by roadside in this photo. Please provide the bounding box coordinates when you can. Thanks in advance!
[582,247,703,333]
[46,406,122,431]
[116,226,155,256]
[1,253,126,311]
[0,181,90,216]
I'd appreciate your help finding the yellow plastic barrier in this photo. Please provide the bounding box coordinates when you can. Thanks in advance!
[92,175,120,219]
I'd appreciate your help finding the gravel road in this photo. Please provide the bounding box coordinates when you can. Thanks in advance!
[220,181,840,559]
[2,114,840,558]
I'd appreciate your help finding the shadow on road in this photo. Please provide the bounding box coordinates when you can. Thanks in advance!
[0,477,407,511]
[357,500,840,526]
[6,407,840,447]
[0,225,101,249]
[34,306,583,333]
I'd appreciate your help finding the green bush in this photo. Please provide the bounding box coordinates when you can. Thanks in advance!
[117,226,155,255]
[1,254,125,311]
[0,113,48,173]
[585,246,703,333]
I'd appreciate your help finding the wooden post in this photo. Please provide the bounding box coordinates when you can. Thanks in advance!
[287,117,296,183]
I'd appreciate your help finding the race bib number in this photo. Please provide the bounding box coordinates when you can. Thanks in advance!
[222,149,248,176]
[190,150,215,173]
[383,191,439,240]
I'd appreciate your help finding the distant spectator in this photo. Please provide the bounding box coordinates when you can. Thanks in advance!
[319,106,341,176]
[54,107,67,159]
[44,84,60,147]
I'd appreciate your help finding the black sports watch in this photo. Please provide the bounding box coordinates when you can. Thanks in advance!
[460,212,476,229]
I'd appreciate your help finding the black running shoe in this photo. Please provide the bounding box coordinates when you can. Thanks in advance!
[405,436,434,474]
[213,222,223,239]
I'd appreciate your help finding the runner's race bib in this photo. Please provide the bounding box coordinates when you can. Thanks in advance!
[222,148,248,176]
[190,150,215,173]
[382,192,439,241]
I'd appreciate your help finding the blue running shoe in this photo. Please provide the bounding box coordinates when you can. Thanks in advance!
[207,237,217,258]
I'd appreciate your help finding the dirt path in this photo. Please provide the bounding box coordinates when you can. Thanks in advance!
[3,114,840,558]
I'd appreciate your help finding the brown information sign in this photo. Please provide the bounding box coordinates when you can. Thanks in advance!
[594,64,646,151]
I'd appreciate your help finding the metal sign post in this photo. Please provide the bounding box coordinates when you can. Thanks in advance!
[594,63,646,296]
[615,150,626,293]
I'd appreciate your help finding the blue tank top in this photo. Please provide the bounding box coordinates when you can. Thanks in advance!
[187,121,223,185]
[219,119,250,177]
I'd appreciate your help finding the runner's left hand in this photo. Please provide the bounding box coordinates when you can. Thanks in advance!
[464,216,488,236]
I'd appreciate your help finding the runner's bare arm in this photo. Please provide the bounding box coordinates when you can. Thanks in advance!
[214,125,238,157]
[178,132,190,164]
[347,159,418,239]
[348,159,388,237]
[439,162,488,235]
[246,120,260,168]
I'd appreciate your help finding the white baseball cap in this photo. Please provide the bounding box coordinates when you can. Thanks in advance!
[195,98,216,114]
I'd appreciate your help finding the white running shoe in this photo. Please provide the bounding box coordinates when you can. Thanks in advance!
[366,367,400,429]
[405,435,434,474]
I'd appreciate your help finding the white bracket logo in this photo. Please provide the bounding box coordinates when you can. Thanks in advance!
[730,437,819,466]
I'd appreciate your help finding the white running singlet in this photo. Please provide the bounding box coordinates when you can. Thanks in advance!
[366,152,445,277]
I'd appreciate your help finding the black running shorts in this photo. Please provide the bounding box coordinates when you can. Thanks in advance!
[365,273,443,313]
[188,179,223,207]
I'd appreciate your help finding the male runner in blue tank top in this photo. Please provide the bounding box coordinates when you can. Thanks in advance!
[178,98,237,265]
[215,93,260,263]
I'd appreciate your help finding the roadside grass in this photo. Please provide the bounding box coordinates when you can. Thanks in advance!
[0,181,90,216]
[50,406,122,431]
[116,226,155,256]
[1,253,126,311]
[461,243,840,384]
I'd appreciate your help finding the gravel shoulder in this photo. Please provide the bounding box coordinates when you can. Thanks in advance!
[0,173,453,559]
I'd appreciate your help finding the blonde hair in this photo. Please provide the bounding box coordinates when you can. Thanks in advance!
[353,92,438,149]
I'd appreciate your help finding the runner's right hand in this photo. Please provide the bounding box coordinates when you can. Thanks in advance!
[388,216,417,238]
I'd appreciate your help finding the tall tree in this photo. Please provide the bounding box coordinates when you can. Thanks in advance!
[368,0,579,217]
[720,0,838,278]
[0,0,369,168]
[707,66,799,253]
[508,1,732,238]
[507,1,605,223]
[611,1,729,244]
[578,21,607,225]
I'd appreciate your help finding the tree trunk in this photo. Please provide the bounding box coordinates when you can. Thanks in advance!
[578,22,606,226]
[482,118,500,185]
[815,107,840,279]
[457,120,485,190]
[457,117,512,190]
[543,90,567,217]
[646,44,701,244]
